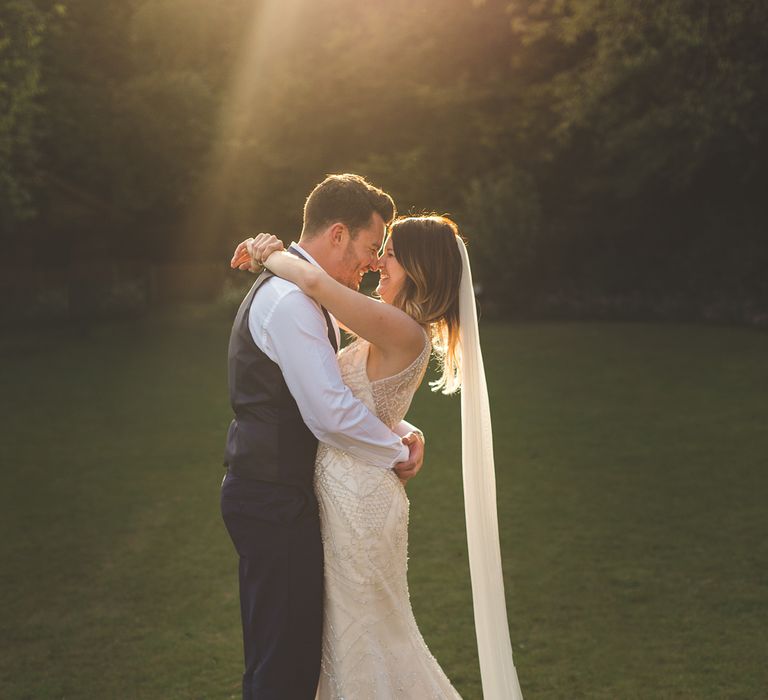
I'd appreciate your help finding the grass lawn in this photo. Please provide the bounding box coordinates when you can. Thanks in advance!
[1,309,766,699]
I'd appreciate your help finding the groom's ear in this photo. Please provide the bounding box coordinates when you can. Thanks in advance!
[328,222,349,247]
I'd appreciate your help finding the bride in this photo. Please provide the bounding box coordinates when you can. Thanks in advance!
[236,215,523,700]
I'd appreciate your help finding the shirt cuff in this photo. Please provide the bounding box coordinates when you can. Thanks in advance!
[388,441,410,469]
[395,419,425,446]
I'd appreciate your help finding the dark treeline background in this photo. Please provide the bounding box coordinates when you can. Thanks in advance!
[2,0,767,321]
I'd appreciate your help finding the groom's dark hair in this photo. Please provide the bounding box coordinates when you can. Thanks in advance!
[301,174,396,239]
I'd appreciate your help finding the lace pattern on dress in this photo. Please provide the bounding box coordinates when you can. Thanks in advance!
[369,331,431,429]
[335,329,431,427]
[314,329,461,699]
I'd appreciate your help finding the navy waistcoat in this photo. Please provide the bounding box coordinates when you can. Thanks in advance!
[223,257,337,492]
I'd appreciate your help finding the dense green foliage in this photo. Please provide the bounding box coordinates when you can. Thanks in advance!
[2,0,767,314]
[0,1,61,224]
[2,313,767,697]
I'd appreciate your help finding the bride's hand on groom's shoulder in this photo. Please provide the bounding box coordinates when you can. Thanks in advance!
[231,237,256,270]
[250,233,284,268]
[230,233,284,272]
[394,432,425,485]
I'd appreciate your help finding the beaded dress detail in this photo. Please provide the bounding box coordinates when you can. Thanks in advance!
[314,332,462,700]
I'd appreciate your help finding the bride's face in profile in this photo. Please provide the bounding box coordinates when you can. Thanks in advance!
[375,237,407,304]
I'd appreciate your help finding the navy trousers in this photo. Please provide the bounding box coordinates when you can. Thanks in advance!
[220,471,323,700]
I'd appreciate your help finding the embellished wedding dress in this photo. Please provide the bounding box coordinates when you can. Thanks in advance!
[313,332,462,700]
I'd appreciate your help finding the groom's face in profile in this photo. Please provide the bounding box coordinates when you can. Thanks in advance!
[337,213,386,291]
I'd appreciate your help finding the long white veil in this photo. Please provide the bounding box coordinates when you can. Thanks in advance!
[457,237,524,699]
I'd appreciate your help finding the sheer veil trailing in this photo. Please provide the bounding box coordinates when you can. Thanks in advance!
[457,237,524,699]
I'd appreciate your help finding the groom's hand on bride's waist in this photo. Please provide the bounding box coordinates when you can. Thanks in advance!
[394,432,424,485]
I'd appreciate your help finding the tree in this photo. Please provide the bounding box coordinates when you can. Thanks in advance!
[0,1,62,227]
[507,0,768,195]
[462,164,542,309]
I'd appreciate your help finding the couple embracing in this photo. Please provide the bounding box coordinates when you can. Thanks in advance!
[220,174,523,699]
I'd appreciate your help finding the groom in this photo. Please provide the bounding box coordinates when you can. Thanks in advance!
[221,174,425,700]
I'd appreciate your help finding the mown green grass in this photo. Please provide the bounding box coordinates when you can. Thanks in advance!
[1,311,766,699]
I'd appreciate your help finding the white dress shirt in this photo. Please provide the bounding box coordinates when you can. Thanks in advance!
[248,243,410,469]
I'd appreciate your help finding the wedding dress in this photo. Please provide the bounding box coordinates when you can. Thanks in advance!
[313,331,462,700]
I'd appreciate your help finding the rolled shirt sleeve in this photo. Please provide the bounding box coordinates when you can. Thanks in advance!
[394,419,424,445]
[250,283,409,469]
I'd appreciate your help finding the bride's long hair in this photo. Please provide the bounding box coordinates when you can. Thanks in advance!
[386,215,464,394]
